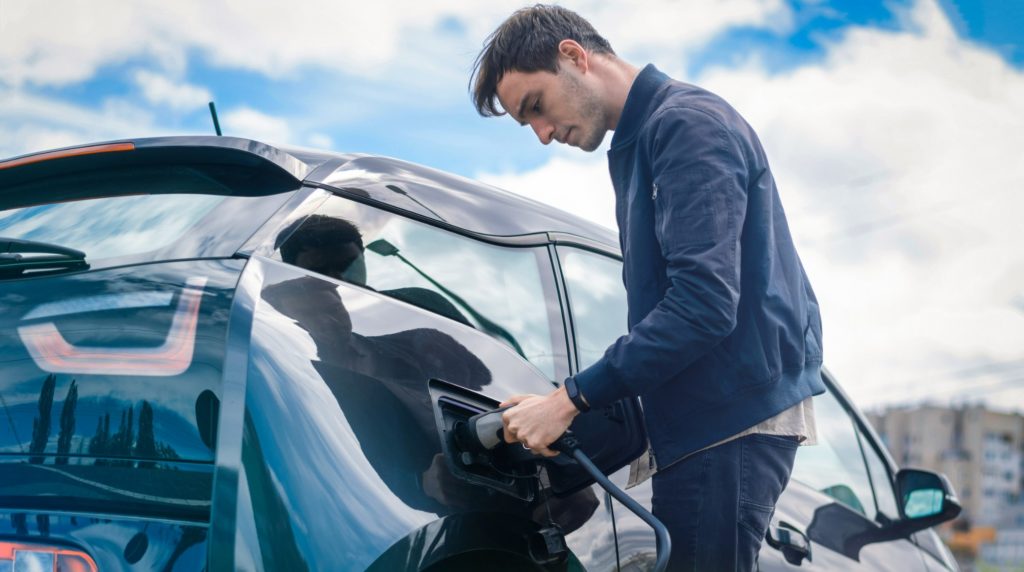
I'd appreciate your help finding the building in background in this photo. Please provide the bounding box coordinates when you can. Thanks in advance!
[867,404,1024,567]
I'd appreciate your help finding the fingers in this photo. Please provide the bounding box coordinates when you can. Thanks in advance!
[513,439,559,457]
[500,396,532,442]
[503,426,517,444]
[498,393,564,456]
[498,394,532,408]
[501,406,515,443]
[535,445,559,458]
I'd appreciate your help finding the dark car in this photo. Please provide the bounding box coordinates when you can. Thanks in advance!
[0,137,960,571]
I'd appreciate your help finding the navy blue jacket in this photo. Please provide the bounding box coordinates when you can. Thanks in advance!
[573,65,826,468]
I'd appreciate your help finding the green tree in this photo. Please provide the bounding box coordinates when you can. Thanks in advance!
[29,374,56,464]
[88,413,111,462]
[136,401,156,469]
[55,379,78,465]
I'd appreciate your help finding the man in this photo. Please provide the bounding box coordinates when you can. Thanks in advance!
[470,5,826,571]
[276,214,367,284]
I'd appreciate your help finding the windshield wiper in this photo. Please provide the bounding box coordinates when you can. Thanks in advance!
[0,237,89,279]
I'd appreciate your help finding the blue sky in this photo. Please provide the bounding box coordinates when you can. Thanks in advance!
[3,0,1018,175]
[1,0,1023,411]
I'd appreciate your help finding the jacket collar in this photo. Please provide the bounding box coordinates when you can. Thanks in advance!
[610,64,670,150]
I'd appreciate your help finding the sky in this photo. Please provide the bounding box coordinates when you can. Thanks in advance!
[1,0,1022,413]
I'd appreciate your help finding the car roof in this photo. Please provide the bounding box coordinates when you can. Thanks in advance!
[287,145,619,250]
[1,136,619,253]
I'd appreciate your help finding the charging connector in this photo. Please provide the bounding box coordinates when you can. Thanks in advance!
[459,409,672,572]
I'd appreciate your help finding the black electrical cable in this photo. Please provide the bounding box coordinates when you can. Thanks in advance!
[459,409,672,572]
[552,436,671,572]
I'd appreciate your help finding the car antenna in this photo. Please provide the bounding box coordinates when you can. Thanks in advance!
[208,101,223,136]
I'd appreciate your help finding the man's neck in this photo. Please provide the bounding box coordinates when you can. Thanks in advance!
[592,57,641,130]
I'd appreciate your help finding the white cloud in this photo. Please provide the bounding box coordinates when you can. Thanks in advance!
[3,0,1019,413]
[481,0,1024,411]
[0,0,788,88]
[480,152,616,231]
[0,88,170,158]
[0,88,315,159]
[307,133,334,149]
[582,0,791,77]
[700,0,1024,411]
[0,84,311,159]
[133,70,211,111]
[221,106,292,146]
[0,0,793,159]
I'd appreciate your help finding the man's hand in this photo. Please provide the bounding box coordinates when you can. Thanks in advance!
[500,386,580,457]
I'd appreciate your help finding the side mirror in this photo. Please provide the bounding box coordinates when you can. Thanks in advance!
[895,469,961,531]
[805,468,962,559]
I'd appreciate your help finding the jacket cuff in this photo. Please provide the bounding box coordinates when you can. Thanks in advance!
[572,358,627,411]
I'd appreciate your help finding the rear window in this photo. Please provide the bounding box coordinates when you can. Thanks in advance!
[1,194,226,261]
[0,165,298,268]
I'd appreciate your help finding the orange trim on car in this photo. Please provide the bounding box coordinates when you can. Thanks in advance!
[0,142,135,170]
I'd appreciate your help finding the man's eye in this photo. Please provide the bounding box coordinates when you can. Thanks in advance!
[533,102,541,114]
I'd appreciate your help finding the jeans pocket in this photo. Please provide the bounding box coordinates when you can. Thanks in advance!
[738,501,774,541]
[749,433,800,451]
[738,434,798,539]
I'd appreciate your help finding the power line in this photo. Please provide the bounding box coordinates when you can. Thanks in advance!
[927,375,1024,399]
[883,358,1024,390]
[810,182,1021,243]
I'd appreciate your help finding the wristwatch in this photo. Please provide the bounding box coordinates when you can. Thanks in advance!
[564,377,591,413]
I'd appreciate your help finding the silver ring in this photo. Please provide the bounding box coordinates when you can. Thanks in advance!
[521,443,530,450]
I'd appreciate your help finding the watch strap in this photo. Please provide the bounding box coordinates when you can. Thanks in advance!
[564,377,591,413]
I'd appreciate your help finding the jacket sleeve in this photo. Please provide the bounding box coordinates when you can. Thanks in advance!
[573,106,751,409]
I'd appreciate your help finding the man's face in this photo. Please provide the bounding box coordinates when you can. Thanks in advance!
[496,62,609,152]
[294,242,365,284]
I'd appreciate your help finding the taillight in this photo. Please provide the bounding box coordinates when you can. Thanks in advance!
[0,541,97,572]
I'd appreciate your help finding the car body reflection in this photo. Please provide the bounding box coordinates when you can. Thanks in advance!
[237,258,600,569]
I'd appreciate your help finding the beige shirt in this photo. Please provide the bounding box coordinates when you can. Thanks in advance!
[626,397,817,488]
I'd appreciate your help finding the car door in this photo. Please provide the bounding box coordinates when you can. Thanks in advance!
[213,192,637,571]
[555,245,657,570]
[555,245,945,571]
[758,383,931,571]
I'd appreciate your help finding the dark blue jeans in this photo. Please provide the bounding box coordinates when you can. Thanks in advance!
[651,433,799,572]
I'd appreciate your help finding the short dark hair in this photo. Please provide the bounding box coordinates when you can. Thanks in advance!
[276,214,363,265]
[470,4,614,117]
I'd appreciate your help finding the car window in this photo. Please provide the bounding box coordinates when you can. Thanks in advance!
[277,196,566,381]
[557,247,628,371]
[0,165,295,266]
[1,194,224,260]
[858,425,900,520]
[792,389,878,517]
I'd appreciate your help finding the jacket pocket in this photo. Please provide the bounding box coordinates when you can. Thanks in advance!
[802,299,823,361]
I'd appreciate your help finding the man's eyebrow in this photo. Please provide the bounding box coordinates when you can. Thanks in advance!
[515,91,535,126]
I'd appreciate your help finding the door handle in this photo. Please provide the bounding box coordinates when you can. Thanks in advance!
[765,520,812,565]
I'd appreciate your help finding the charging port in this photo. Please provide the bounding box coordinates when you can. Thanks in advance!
[430,381,538,501]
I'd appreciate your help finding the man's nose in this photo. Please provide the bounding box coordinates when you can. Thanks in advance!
[530,120,554,145]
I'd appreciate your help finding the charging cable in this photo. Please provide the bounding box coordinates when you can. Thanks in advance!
[456,410,671,572]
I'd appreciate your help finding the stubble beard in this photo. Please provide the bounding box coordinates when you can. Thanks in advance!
[561,71,608,152]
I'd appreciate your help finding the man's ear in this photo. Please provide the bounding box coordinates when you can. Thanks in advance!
[557,39,589,73]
